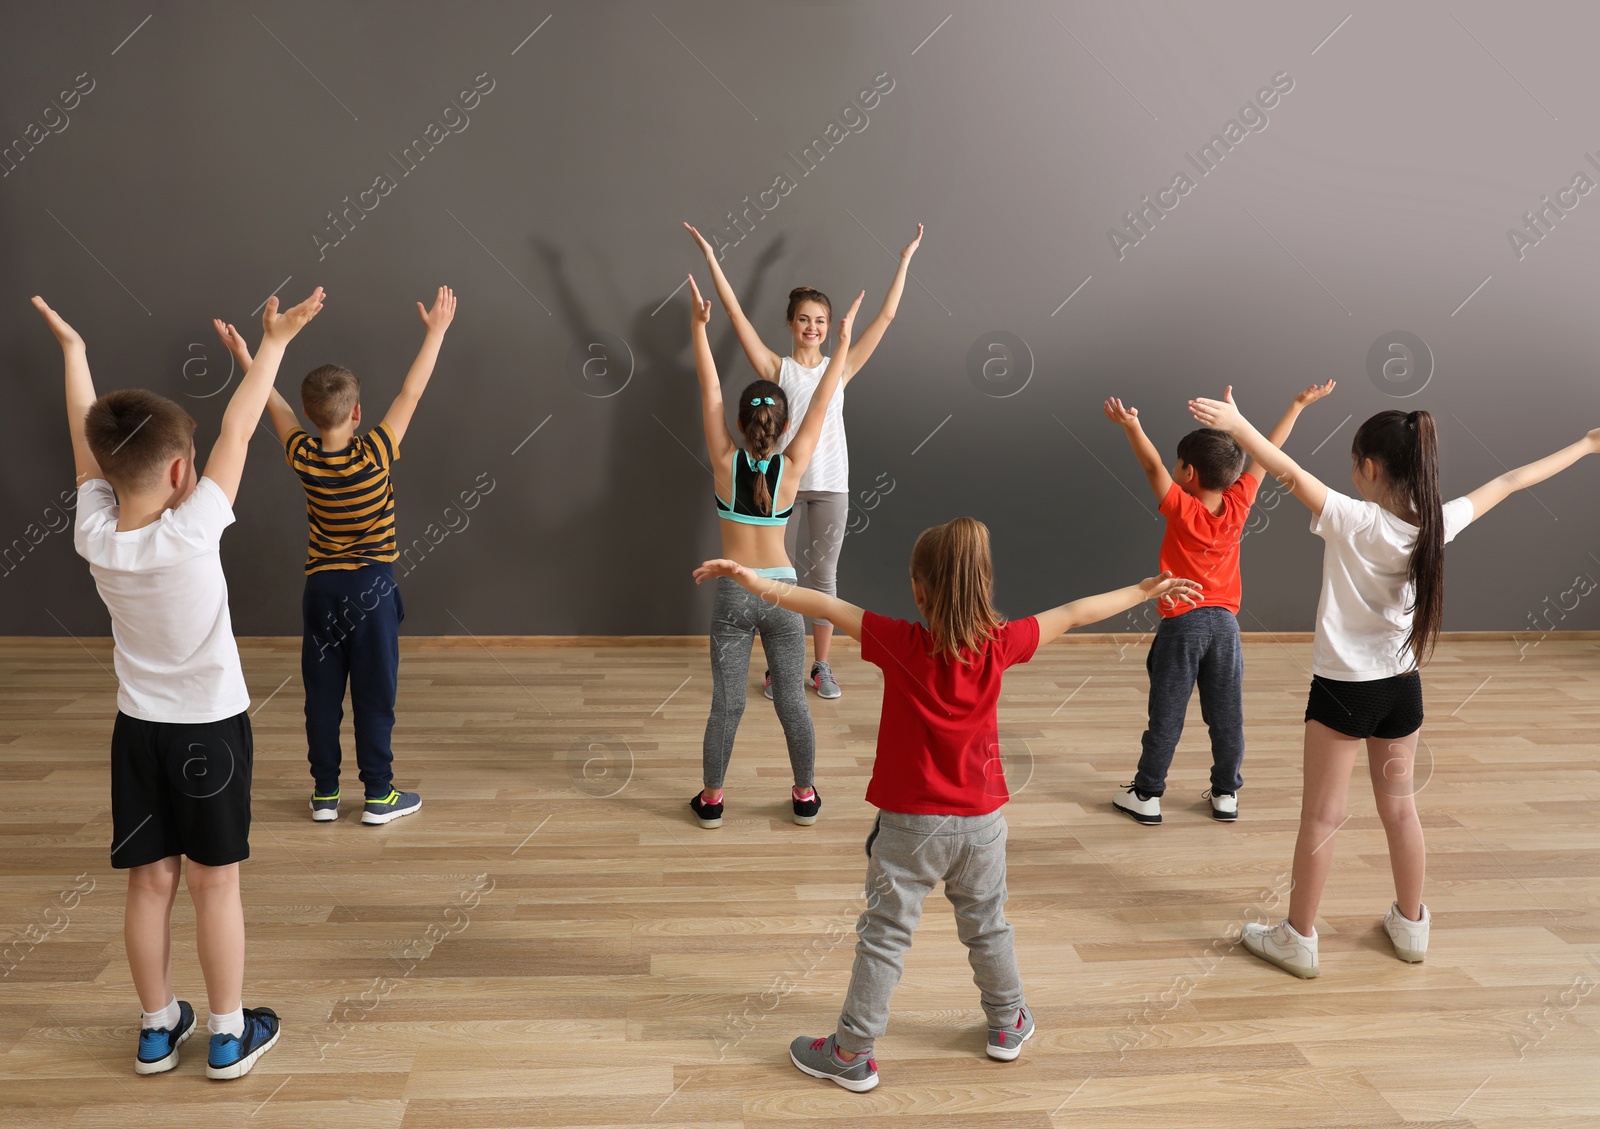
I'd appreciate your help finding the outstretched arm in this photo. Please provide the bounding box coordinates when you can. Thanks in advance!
[688,275,737,467]
[204,288,325,504]
[694,559,865,640]
[381,286,455,446]
[32,297,101,485]
[1103,398,1173,500]
[843,223,921,383]
[1190,386,1329,515]
[684,223,782,381]
[214,319,302,443]
[1250,380,1336,480]
[1466,430,1600,520]
[1033,572,1202,645]
[781,290,864,476]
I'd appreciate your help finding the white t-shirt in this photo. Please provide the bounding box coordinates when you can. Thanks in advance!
[1309,489,1475,680]
[778,354,848,493]
[73,477,251,724]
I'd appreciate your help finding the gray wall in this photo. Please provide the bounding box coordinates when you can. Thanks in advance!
[4,0,1599,637]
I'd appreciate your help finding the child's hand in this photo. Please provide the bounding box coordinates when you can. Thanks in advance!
[417,285,456,334]
[835,290,866,347]
[693,558,750,585]
[900,222,924,262]
[261,286,326,343]
[1294,379,1337,408]
[683,222,715,259]
[31,296,84,351]
[1188,385,1243,432]
[1103,396,1141,429]
[687,274,711,326]
[212,319,253,368]
[1140,570,1203,609]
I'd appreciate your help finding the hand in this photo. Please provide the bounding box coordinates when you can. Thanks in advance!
[31,296,85,351]
[1103,396,1141,429]
[1140,570,1204,610]
[900,222,924,261]
[417,285,456,334]
[212,319,253,368]
[687,274,711,326]
[693,558,750,585]
[1293,379,1337,408]
[261,286,326,344]
[683,221,715,259]
[1188,385,1243,432]
[835,290,866,347]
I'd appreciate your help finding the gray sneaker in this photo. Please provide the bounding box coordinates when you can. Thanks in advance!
[811,661,842,699]
[310,789,340,822]
[789,1034,879,1092]
[987,1006,1035,1061]
[362,789,422,825]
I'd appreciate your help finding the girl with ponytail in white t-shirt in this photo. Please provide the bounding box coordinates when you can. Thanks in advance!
[1189,387,1598,978]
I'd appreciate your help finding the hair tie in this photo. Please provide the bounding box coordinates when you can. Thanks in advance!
[745,450,772,474]
[749,396,775,406]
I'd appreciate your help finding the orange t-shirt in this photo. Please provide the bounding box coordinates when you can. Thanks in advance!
[1156,473,1260,617]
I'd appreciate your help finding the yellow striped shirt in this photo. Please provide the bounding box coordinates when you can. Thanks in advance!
[284,422,399,573]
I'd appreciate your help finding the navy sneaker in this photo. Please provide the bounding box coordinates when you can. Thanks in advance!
[134,1000,195,1075]
[206,1006,280,1080]
[362,789,422,825]
[310,788,340,822]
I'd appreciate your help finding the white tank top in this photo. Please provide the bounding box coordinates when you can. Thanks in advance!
[777,354,848,493]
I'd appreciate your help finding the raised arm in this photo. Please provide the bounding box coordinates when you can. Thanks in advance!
[204,288,325,504]
[842,222,921,383]
[684,223,782,381]
[1103,397,1173,500]
[1250,380,1336,480]
[32,297,101,485]
[694,558,866,640]
[380,286,455,446]
[688,275,737,468]
[781,290,864,476]
[213,319,301,443]
[1190,386,1329,515]
[1034,572,1202,645]
[1466,430,1600,520]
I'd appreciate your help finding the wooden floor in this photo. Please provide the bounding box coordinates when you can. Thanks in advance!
[1,632,1598,1128]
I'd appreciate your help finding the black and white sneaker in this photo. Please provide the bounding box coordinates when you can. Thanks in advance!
[1112,784,1161,825]
[690,792,724,829]
[792,788,821,826]
[1204,789,1238,821]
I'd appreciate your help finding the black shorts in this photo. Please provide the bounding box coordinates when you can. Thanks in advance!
[1304,673,1423,740]
[110,710,253,869]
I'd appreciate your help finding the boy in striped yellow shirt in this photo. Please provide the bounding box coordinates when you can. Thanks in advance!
[214,286,456,826]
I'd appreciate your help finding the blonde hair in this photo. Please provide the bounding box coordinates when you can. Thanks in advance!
[910,517,1004,663]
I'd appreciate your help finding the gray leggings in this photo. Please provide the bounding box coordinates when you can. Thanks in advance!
[783,490,848,628]
[702,576,816,790]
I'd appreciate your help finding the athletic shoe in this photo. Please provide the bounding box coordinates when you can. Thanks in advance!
[986,1006,1035,1061]
[134,1000,195,1075]
[310,789,340,822]
[1112,784,1161,825]
[1384,901,1430,962]
[792,788,821,826]
[763,671,774,700]
[362,789,421,825]
[1242,920,1319,979]
[206,1006,280,1080]
[1204,789,1238,822]
[690,792,723,829]
[811,661,842,699]
[789,1033,879,1092]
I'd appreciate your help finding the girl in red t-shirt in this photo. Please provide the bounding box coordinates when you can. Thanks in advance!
[695,517,1199,1091]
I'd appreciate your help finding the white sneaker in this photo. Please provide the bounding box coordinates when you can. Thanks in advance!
[1112,784,1161,825]
[1242,919,1319,978]
[1384,901,1429,962]
[1204,789,1238,822]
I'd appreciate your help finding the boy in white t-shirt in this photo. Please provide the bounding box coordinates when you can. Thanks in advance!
[36,286,324,1078]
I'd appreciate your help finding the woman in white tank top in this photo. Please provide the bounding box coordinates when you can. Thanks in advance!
[683,221,923,699]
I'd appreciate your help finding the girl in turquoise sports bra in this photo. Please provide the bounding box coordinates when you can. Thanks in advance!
[687,274,864,831]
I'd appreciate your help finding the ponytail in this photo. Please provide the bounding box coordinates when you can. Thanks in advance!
[736,380,788,516]
[910,517,1004,663]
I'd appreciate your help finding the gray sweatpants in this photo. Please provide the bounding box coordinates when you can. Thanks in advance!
[702,576,815,790]
[836,810,1025,1054]
[782,490,848,628]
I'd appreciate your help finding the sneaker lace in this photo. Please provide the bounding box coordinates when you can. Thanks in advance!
[810,1037,826,1051]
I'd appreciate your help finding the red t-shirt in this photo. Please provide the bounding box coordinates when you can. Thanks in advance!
[858,610,1042,815]
[1157,473,1260,617]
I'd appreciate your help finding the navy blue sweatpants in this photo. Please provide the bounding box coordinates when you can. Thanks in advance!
[1132,606,1245,799]
[302,562,403,798]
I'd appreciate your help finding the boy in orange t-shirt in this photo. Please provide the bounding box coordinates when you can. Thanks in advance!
[1104,382,1336,825]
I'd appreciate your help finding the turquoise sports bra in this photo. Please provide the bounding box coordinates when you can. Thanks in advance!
[716,450,792,526]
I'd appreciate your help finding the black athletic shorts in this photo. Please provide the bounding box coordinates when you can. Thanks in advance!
[1304,673,1423,740]
[110,710,253,869]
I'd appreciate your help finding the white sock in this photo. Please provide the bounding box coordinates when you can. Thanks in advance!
[208,1007,245,1039]
[141,998,180,1031]
[1286,919,1316,940]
